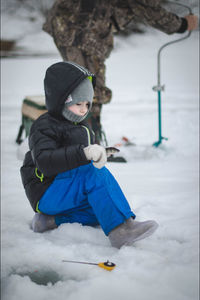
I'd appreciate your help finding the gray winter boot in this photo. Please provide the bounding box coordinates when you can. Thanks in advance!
[31,213,58,233]
[108,218,158,249]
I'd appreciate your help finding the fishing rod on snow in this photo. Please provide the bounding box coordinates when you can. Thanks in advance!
[152,1,193,147]
[62,259,116,271]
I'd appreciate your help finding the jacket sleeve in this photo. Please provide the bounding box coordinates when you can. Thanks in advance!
[29,126,88,177]
[119,0,185,34]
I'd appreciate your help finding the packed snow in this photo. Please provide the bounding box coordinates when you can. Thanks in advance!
[1,19,199,300]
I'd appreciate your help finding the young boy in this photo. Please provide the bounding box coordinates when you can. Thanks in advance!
[20,61,158,249]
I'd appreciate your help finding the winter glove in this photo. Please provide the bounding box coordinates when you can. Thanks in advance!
[83,144,107,169]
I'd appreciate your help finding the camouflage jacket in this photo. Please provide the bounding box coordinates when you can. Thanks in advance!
[43,0,185,59]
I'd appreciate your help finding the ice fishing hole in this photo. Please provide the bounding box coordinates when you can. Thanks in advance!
[13,270,63,286]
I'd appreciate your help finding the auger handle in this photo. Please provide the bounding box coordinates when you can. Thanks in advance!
[156,1,193,86]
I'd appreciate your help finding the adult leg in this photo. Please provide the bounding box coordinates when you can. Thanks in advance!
[84,55,112,144]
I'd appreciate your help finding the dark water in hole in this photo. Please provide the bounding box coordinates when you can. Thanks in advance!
[12,270,62,286]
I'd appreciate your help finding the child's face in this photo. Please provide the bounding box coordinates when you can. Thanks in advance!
[68,101,90,116]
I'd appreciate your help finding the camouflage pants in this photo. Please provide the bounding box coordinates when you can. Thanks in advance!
[56,45,112,143]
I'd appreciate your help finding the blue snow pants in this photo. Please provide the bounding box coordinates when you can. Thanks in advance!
[38,163,135,235]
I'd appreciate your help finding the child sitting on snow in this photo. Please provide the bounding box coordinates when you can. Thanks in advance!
[20,61,158,249]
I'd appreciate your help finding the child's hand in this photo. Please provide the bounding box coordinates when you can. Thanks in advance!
[83,144,107,169]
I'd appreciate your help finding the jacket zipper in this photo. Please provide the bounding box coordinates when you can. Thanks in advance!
[81,125,91,145]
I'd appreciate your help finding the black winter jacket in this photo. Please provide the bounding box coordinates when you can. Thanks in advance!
[20,62,96,211]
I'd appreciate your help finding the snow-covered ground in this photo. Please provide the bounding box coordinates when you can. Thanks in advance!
[1,23,199,300]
